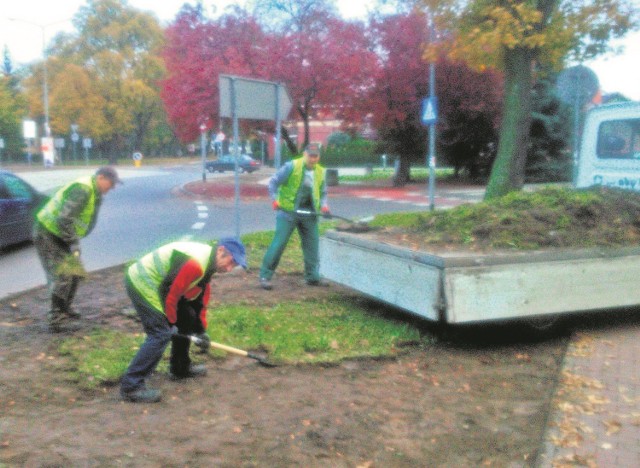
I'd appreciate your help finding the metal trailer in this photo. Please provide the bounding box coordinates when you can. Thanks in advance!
[320,231,640,324]
[575,101,640,190]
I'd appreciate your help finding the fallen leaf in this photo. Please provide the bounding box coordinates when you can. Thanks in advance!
[604,420,622,435]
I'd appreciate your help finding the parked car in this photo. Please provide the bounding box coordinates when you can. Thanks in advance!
[0,170,48,249]
[205,154,261,173]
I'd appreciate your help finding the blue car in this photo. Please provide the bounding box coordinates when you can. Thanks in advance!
[205,154,261,173]
[0,170,47,249]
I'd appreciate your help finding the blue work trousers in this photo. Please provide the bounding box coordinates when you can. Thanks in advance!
[120,279,193,392]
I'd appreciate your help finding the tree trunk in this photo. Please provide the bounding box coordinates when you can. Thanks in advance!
[392,156,411,187]
[484,46,534,199]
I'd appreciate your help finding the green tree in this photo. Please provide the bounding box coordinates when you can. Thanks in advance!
[23,0,170,159]
[419,0,638,199]
[0,48,26,162]
[0,76,25,162]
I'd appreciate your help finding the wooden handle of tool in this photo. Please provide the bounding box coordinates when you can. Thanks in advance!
[209,341,249,357]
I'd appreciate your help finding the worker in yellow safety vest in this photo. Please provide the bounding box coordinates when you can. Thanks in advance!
[34,166,121,332]
[259,143,330,290]
[120,238,247,403]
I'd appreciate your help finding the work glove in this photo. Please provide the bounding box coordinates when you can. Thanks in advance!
[321,206,331,219]
[272,200,280,211]
[169,325,179,336]
[193,332,211,352]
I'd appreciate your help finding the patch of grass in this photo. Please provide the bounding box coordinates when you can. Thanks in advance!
[208,297,421,364]
[58,330,145,389]
[339,167,454,183]
[58,297,422,388]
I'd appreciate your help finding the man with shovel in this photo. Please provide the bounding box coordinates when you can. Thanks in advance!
[259,143,330,290]
[34,166,121,333]
[120,238,246,403]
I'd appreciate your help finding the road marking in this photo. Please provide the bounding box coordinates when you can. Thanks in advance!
[193,202,207,230]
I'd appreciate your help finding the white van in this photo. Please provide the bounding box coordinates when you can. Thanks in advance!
[575,101,640,190]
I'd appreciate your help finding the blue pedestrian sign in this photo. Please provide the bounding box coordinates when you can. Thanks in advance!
[421,97,438,125]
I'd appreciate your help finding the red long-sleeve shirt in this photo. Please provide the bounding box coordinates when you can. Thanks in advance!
[164,258,210,328]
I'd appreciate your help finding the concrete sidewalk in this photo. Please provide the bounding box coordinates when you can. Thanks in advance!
[537,317,640,467]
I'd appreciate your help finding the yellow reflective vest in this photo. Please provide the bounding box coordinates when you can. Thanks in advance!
[36,176,98,239]
[127,241,213,314]
[277,158,325,212]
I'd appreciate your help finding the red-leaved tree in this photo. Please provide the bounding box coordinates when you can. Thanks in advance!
[367,10,503,185]
[162,3,377,153]
[264,13,379,151]
[161,5,271,142]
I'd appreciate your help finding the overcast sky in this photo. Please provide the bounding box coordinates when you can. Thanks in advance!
[1,0,638,101]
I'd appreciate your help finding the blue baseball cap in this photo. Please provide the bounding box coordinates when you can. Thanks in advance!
[217,237,247,269]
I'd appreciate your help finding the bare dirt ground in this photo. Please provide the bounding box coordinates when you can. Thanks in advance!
[0,174,568,467]
[0,268,567,467]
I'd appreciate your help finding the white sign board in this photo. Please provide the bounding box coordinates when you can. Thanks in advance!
[219,75,292,121]
[23,120,37,139]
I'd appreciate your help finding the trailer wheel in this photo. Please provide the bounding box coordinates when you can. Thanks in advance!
[525,315,561,334]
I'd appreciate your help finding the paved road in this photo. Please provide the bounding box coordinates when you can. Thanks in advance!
[1,165,276,298]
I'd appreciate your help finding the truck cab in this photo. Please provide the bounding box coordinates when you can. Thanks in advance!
[575,101,640,190]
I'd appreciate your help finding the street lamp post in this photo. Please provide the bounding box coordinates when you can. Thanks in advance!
[9,17,70,138]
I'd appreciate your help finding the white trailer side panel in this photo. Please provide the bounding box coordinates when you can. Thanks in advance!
[319,236,442,320]
[445,254,640,323]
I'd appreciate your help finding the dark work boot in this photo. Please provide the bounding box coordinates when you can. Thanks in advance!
[120,387,162,403]
[259,277,273,290]
[48,296,81,333]
[169,364,208,381]
[48,310,82,333]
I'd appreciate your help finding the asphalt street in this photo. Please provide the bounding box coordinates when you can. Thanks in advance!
[1,165,275,298]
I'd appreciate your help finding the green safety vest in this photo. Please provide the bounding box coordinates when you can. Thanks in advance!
[127,241,213,313]
[37,176,97,239]
[277,158,325,212]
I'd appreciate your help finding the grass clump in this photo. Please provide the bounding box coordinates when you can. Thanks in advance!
[370,186,640,250]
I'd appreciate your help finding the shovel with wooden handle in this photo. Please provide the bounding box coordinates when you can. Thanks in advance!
[294,209,374,232]
[182,334,277,367]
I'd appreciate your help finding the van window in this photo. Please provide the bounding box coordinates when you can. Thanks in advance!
[597,118,640,159]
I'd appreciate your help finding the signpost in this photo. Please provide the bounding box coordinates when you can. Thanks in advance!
[71,124,79,163]
[556,65,599,179]
[82,137,92,165]
[421,94,438,210]
[200,123,207,182]
[219,74,293,238]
